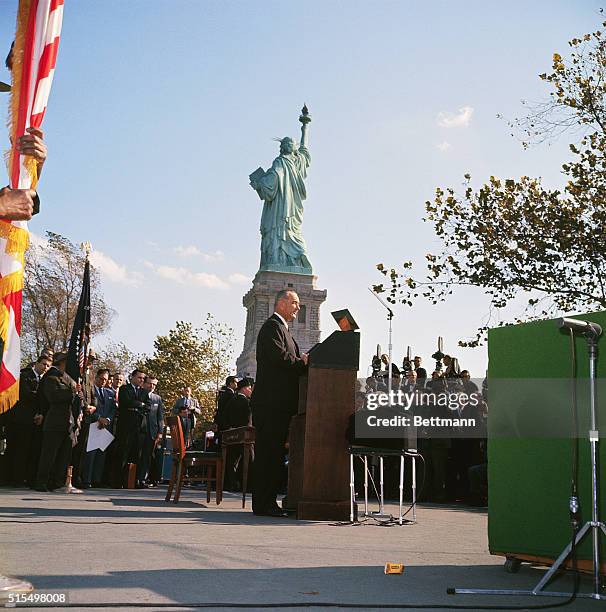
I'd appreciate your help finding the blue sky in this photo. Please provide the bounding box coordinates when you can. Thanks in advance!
[0,0,601,376]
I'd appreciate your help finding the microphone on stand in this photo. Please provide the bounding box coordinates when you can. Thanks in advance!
[403,345,412,373]
[557,317,602,337]
[371,344,382,377]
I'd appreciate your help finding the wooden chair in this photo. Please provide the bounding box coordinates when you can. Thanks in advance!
[220,425,255,508]
[165,416,223,504]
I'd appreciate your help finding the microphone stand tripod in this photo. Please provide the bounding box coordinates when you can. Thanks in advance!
[450,326,606,600]
[368,288,394,518]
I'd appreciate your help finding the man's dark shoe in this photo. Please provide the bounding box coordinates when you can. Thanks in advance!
[254,507,289,517]
[135,482,148,489]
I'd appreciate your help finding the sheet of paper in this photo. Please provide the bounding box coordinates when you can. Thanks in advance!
[86,425,115,453]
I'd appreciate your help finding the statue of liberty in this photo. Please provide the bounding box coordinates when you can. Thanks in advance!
[249,105,313,275]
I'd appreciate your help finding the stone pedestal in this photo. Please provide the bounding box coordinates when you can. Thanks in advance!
[236,271,327,378]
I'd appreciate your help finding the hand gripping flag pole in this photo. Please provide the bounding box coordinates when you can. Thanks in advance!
[0,0,63,413]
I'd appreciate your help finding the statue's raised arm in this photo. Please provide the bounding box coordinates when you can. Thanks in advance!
[299,104,311,150]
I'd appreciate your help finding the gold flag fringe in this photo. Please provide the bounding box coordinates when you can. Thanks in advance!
[0,221,29,259]
[25,156,38,190]
[0,380,20,415]
[5,0,30,176]
[5,0,38,189]
[0,1,34,415]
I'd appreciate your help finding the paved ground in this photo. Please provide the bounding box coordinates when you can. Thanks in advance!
[0,486,600,610]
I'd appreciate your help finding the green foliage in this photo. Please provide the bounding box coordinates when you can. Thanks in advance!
[376,22,606,347]
[96,341,141,376]
[139,315,234,420]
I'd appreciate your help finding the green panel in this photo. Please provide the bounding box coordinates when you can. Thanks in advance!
[488,310,606,564]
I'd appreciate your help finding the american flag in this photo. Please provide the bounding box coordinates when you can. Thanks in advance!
[1,0,63,413]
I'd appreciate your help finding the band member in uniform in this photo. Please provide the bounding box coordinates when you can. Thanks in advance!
[33,352,78,491]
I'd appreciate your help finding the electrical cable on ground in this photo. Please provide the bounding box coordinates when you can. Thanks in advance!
[0,599,585,609]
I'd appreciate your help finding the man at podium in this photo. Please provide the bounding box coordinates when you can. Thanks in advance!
[251,289,309,517]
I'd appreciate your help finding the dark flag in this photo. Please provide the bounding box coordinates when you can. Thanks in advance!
[66,257,92,481]
[66,259,91,382]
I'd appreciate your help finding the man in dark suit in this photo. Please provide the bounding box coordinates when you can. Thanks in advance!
[227,378,253,429]
[115,369,147,487]
[34,352,79,491]
[5,354,51,486]
[137,375,165,488]
[82,368,117,488]
[177,405,192,448]
[251,289,308,517]
[413,356,427,385]
[215,376,238,432]
[223,378,253,491]
[71,348,99,487]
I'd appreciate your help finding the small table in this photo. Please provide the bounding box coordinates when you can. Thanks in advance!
[348,445,419,525]
[220,426,255,508]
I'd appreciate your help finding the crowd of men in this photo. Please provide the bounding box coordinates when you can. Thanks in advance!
[0,348,210,493]
[356,352,488,505]
[0,340,486,507]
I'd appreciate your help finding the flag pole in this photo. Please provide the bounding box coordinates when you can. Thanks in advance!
[61,242,93,494]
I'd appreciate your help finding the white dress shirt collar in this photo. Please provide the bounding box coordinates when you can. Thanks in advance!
[273,312,288,329]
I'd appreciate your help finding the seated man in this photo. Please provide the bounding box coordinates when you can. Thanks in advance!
[177,405,192,448]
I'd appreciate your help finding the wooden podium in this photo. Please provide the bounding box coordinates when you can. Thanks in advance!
[286,329,360,521]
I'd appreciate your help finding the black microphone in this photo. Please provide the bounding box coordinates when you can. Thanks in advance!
[557,317,602,337]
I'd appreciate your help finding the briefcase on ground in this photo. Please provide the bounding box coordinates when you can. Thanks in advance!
[126,462,136,489]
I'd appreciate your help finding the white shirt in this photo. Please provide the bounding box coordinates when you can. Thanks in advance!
[273,312,288,329]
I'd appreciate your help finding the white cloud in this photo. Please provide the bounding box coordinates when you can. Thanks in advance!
[436,141,452,152]
[436,106,474,128]
[29,233,141,286]
[155,265,229,289]
[174,245,224,262]
[202,250,224,262]
[174,245,201,257]
[228,272,251,285]
[89,249,143,286]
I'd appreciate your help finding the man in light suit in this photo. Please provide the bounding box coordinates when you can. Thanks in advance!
[82,368,117,488]
[251,289,308,517]
[172,385,201,435]
[137,376,165,488]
